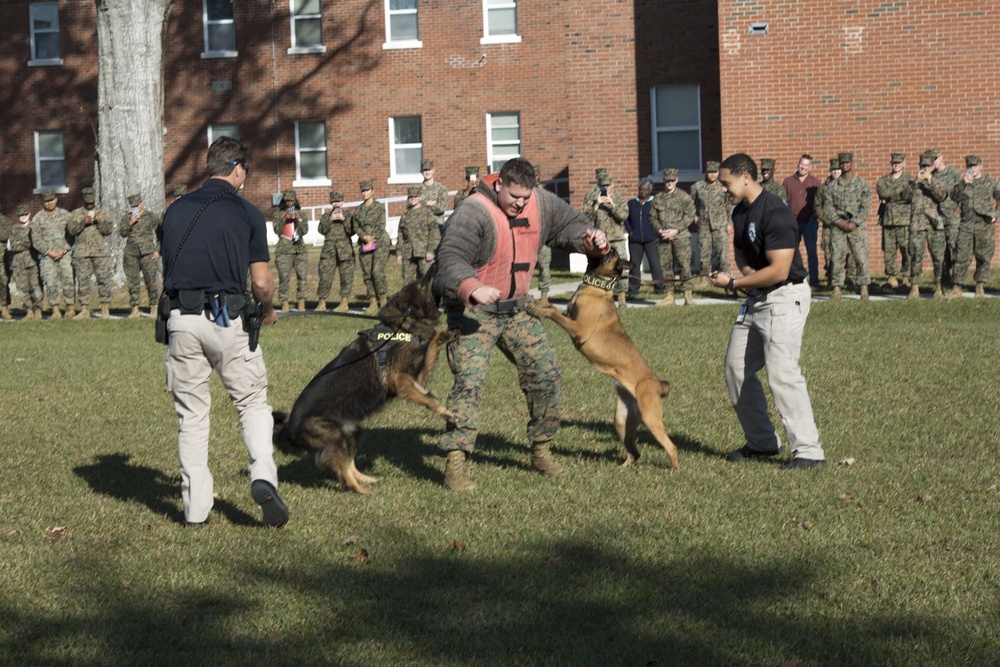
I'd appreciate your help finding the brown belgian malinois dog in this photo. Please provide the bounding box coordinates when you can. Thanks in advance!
[273,265,453,494]
[527,249,679,469]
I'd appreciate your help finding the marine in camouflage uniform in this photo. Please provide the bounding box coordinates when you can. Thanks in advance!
[759,158,788,204]
[271,189,310,312]
[350,180,390,313]
[396,185,441,284]
[822,152,871,299]
[532,164,553,304]
[583,168,629,305]
[32,190,76,318]
[118,192,163,318]
[925,148,963,286]
[419,158,449,229]
[949,155,1000,297]
[908,152,947,298]
[875,153,914,289]
[0,208,11,319]
[67,187,114,318]
[452,166,479,211]
[6,205,44,318]
[651,168,696,305]
[690,160,731,279]
[816,158,856,287]
[316,191,355,312]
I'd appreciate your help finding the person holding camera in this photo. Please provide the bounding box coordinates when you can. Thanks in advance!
[949,155,1000,298]
[272,190,310,313]
[452,166,480,211]
[419,159,449,229]
[6,204,44,319]
[67,187,114,319]
[160,136,285,529]
[909,152,947,298]
[315,191,355,313]
[583,168,629,307]
[118,192,163,319]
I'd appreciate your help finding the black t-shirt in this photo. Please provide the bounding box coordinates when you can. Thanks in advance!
[161,178,270,295]
[732,189,807,284]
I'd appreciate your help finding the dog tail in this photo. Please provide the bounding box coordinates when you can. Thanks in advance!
[659,380,671,398]
[272,411,293,453]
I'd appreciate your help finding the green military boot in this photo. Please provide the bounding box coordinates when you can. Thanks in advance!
[444,451,476,491]
[531,441,566,476]
[73,306,91,320]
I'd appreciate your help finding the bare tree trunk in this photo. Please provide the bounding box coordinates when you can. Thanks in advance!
[94,0,171,278]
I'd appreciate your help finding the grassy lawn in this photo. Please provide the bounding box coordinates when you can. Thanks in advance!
[1,293,998,665]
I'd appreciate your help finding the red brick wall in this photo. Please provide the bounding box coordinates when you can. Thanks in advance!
[717,0,1000,272]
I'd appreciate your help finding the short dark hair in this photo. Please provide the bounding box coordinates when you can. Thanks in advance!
[207,136,249,177]
[720,153,758,181]
[499,158,537,189]
[638,177,654,189]
[800,154,813,162]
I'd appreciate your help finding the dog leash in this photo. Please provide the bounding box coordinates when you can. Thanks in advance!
[299,307,422,381]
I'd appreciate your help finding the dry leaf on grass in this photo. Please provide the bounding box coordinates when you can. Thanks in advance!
[48,526,68,542]
[342,535,359,546]
[839,457,856,466]
[781,659,802,667]
[918,494,933,503]
[797,520,813,531]
[352,549,370,564]
[837,492,855,501]
[451,540,465,552]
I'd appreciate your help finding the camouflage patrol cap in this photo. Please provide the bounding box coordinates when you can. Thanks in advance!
[359,180,373,191]
[16,204,29,216]
[329,191,344,202]
[532,164,542,179]
[81,187,96,204]
[760,158,776,170]
[662,168,679,181]
[40,189,56,201]
[127,193,142,207]
[838,152,854,164]
[918,153,934,168]
[964,155,982,167]
[420,158,434,171]
[925,148,941,159]
[406,185,422,197]
[596,168,612,186]
[828,158,840,170]
[464,166,479,179]
[890,153,905,164]
[172,184,187,197]
[282,189,297,201]
[705,161,721,173]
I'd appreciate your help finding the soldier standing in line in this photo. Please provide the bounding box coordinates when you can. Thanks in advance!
[909,152,947,299]
[876,153,914,291]
[759,158,788,204]
[396,185,441,284]
[350,180,390,314]
[584,168,629,307]
[419,159,449,229]
[925,148,963,287]
[272,189,309,313]
[949,155,1000,298]
[452,166,479,210]
[651,167,696,306]
[67,187,114,319]
[118,192,163,319]
[315,191,354,313]
[0,205,11,319]
[532,164,554,306]
[7,205,44,319]
[690,160,732,286]
[32,190,76,319]
[823,152,872,300]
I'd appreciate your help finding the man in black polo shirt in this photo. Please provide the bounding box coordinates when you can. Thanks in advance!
[711,153,825,470]
[161,136,287,527]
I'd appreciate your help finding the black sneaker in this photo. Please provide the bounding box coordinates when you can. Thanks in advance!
[727,444,780,462]
[780,458,826,471]
[251,480,289,527]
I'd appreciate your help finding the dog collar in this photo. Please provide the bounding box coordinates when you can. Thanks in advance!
[581,274,617,291]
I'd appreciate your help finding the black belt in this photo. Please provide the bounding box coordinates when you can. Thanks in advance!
[755,277,807,298]
[167,290,246,318]
[477,296,529,315]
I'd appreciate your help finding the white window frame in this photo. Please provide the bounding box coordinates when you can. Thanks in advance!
[481,0,520,45]
[382,0,422,50]
[485,112,521,174]
[207,123,240,147]
[202,0,238,59]
[28,2,63,66]
[387,116,423,184]
[34,130,68,194]
[288,0,326,54]
[293,120,331,187]
[650,84,702,183]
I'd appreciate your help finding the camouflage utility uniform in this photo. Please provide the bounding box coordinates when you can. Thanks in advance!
[118,207,162,309]
[909,162,947,294]
[6,214,43,314]
[350,200,390,301]
[271,206,310,306]
[68,198,114,311]
[316,201,355,307]
[32,205,76,312]
[762,179,788,204]
[397,199,441,284]
[822,174,872,289]
[421,181,449,228]
[583,182,629,301]
[0,213,11,316]
[876,171,914,281]
[929,163,963,285]
[651,185,696,296]
[690,176,731,276]
[950,168,999,289]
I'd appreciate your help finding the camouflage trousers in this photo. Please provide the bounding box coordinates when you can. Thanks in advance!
[821,224,856,284]
[73,255,113,305]
[39,253,76,308]
[275,250,309,302]
[698,223,730,275]
[123,251,161,307]
[657,233,693,292]
[829,226,870,287]
[440,305,561,453]
[0,252,8,307]
[942,222,959,286]
[400,256,432,285]
[357,246,389,298]
[8,251,42,309]
[909,228,946,285]
[952,220,995,286]
[881,226,910,277]
[536,244,552,292]
[316,253,354,300]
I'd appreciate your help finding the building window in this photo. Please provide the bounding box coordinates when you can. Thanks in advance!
[295,120,330,185]
[28,2,62,66]
[481,0,520,44]
[35,130,66,191]
[486,112,521,174]
[388,116,422,183]
[289,0,325,53]
[383,0,421,49]
[651,84,701,179]
[202,0,237,58]
[207,123,240,147]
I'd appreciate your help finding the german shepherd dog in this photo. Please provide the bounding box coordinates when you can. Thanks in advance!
[273,265,453,494]
[527,249,679,469]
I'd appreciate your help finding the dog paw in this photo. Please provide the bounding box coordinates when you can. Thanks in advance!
[439,409,456,422]
[526,303,551,318]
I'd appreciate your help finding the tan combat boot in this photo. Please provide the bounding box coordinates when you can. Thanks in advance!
[946,285,962,300]
[901,276,911,288]
[1,306,10,320]
[297,299,306,311]
[537,290,550,307]
[365,298,378,315]
[280,301,290,313]
[333,300,349,313]
[886,276,899,289]
[128,306,141,319]
[683,289,694,305]
[933,282,944,299]
[34,308,44,320]
[908,284,920,300]
[315,299,327,312]
[100,305,110,318]
[656,292,675,307]
[531,441,566,476]
[22,308,34,321]
[65,306,76,318]
[50,307,62,320]
[444,451,476,491]
[698,275,710,288]
[149,304,158,319]
[616,293,627,309]
[859,285,869,301]
[831,286,842,300]
[975,282,985,298]
[73,306,91,320]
